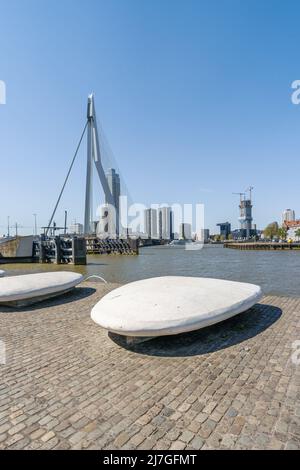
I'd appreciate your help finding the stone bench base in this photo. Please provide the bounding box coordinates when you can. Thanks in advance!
[0,288,74,308]
[124,335,154,346]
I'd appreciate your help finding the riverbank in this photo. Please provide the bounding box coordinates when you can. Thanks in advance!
[0,281,299,449]
[225,242,300,250]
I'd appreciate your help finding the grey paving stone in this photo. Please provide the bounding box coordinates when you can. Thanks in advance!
[0,285,299,450]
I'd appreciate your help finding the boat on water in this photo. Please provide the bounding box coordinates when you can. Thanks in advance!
[168,239,204,249]
[0,235,34,263]
[168,239,194,247]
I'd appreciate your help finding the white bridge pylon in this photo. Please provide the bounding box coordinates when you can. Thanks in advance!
[84,94,114,234]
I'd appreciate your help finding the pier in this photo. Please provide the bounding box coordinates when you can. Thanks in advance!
[224,242,300,250]
[37,236,87,264]
[85,237,139,255]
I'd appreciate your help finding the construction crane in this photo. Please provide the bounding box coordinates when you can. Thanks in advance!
[232,192,245,203]
[245,186,254,202]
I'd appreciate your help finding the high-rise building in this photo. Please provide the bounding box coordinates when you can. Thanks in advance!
[179,223,192,240]
[282,209,295,225]
[239,199,253,239]
[97,204,111,237]
[144,209,158,239]
[158,207,173,240]
[105,168,120,236]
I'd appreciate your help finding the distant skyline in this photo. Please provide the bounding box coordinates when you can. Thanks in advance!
[1,0,300,235]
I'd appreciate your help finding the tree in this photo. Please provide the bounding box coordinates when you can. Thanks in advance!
[295,228,300,241]
[277,227,287,241]
[263,222,279,240]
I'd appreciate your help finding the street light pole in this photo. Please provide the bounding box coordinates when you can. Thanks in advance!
[7,216,9,237]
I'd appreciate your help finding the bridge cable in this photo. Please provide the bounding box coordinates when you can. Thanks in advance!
[46,120,88,236]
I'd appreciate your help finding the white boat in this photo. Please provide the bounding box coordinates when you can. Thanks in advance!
[169,239,194,247]
[0,271,83,307]
[91,276,262,340]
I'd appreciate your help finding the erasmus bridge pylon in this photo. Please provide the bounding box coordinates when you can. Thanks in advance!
[84,94,114,234]
[45,94,114,237]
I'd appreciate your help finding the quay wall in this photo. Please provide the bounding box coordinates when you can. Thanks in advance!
[224,242,300,250]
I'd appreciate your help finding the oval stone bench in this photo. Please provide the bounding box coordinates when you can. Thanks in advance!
[91,276,262,342]
[0,271,83,307]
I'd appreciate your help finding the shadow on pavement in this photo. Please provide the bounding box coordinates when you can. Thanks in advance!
[0,286,96,313]
[109,303,282,357]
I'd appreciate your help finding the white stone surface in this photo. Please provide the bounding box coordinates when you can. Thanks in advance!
[91,276,262,337]
[0,271,83,302]
[0,270,5,278]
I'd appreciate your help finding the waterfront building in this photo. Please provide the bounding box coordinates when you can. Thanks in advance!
[144,208,158,239]
[283,219,300,241]
[231,228,257,240]
[282,209,295,225]
[158,207,173,240]
[216,222,231,239]
[69,223,83,235]
[106,168,120,237]
[179,223,192,240]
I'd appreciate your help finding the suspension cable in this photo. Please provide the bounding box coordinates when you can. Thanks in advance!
[46,120,88,236]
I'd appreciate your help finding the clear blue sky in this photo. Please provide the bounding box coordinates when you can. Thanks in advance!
[1,0,300,235]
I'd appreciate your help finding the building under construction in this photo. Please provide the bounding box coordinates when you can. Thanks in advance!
[233,187,257,240]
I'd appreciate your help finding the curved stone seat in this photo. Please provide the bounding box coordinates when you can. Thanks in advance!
[91,276,262,338]
[0,271,83,307]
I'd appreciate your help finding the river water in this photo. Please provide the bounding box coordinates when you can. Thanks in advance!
[3,244,300,297]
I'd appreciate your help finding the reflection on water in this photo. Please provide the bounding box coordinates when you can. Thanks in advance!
[2,245,300,297]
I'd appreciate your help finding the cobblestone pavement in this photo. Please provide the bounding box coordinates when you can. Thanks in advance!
[0,282,299,450]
